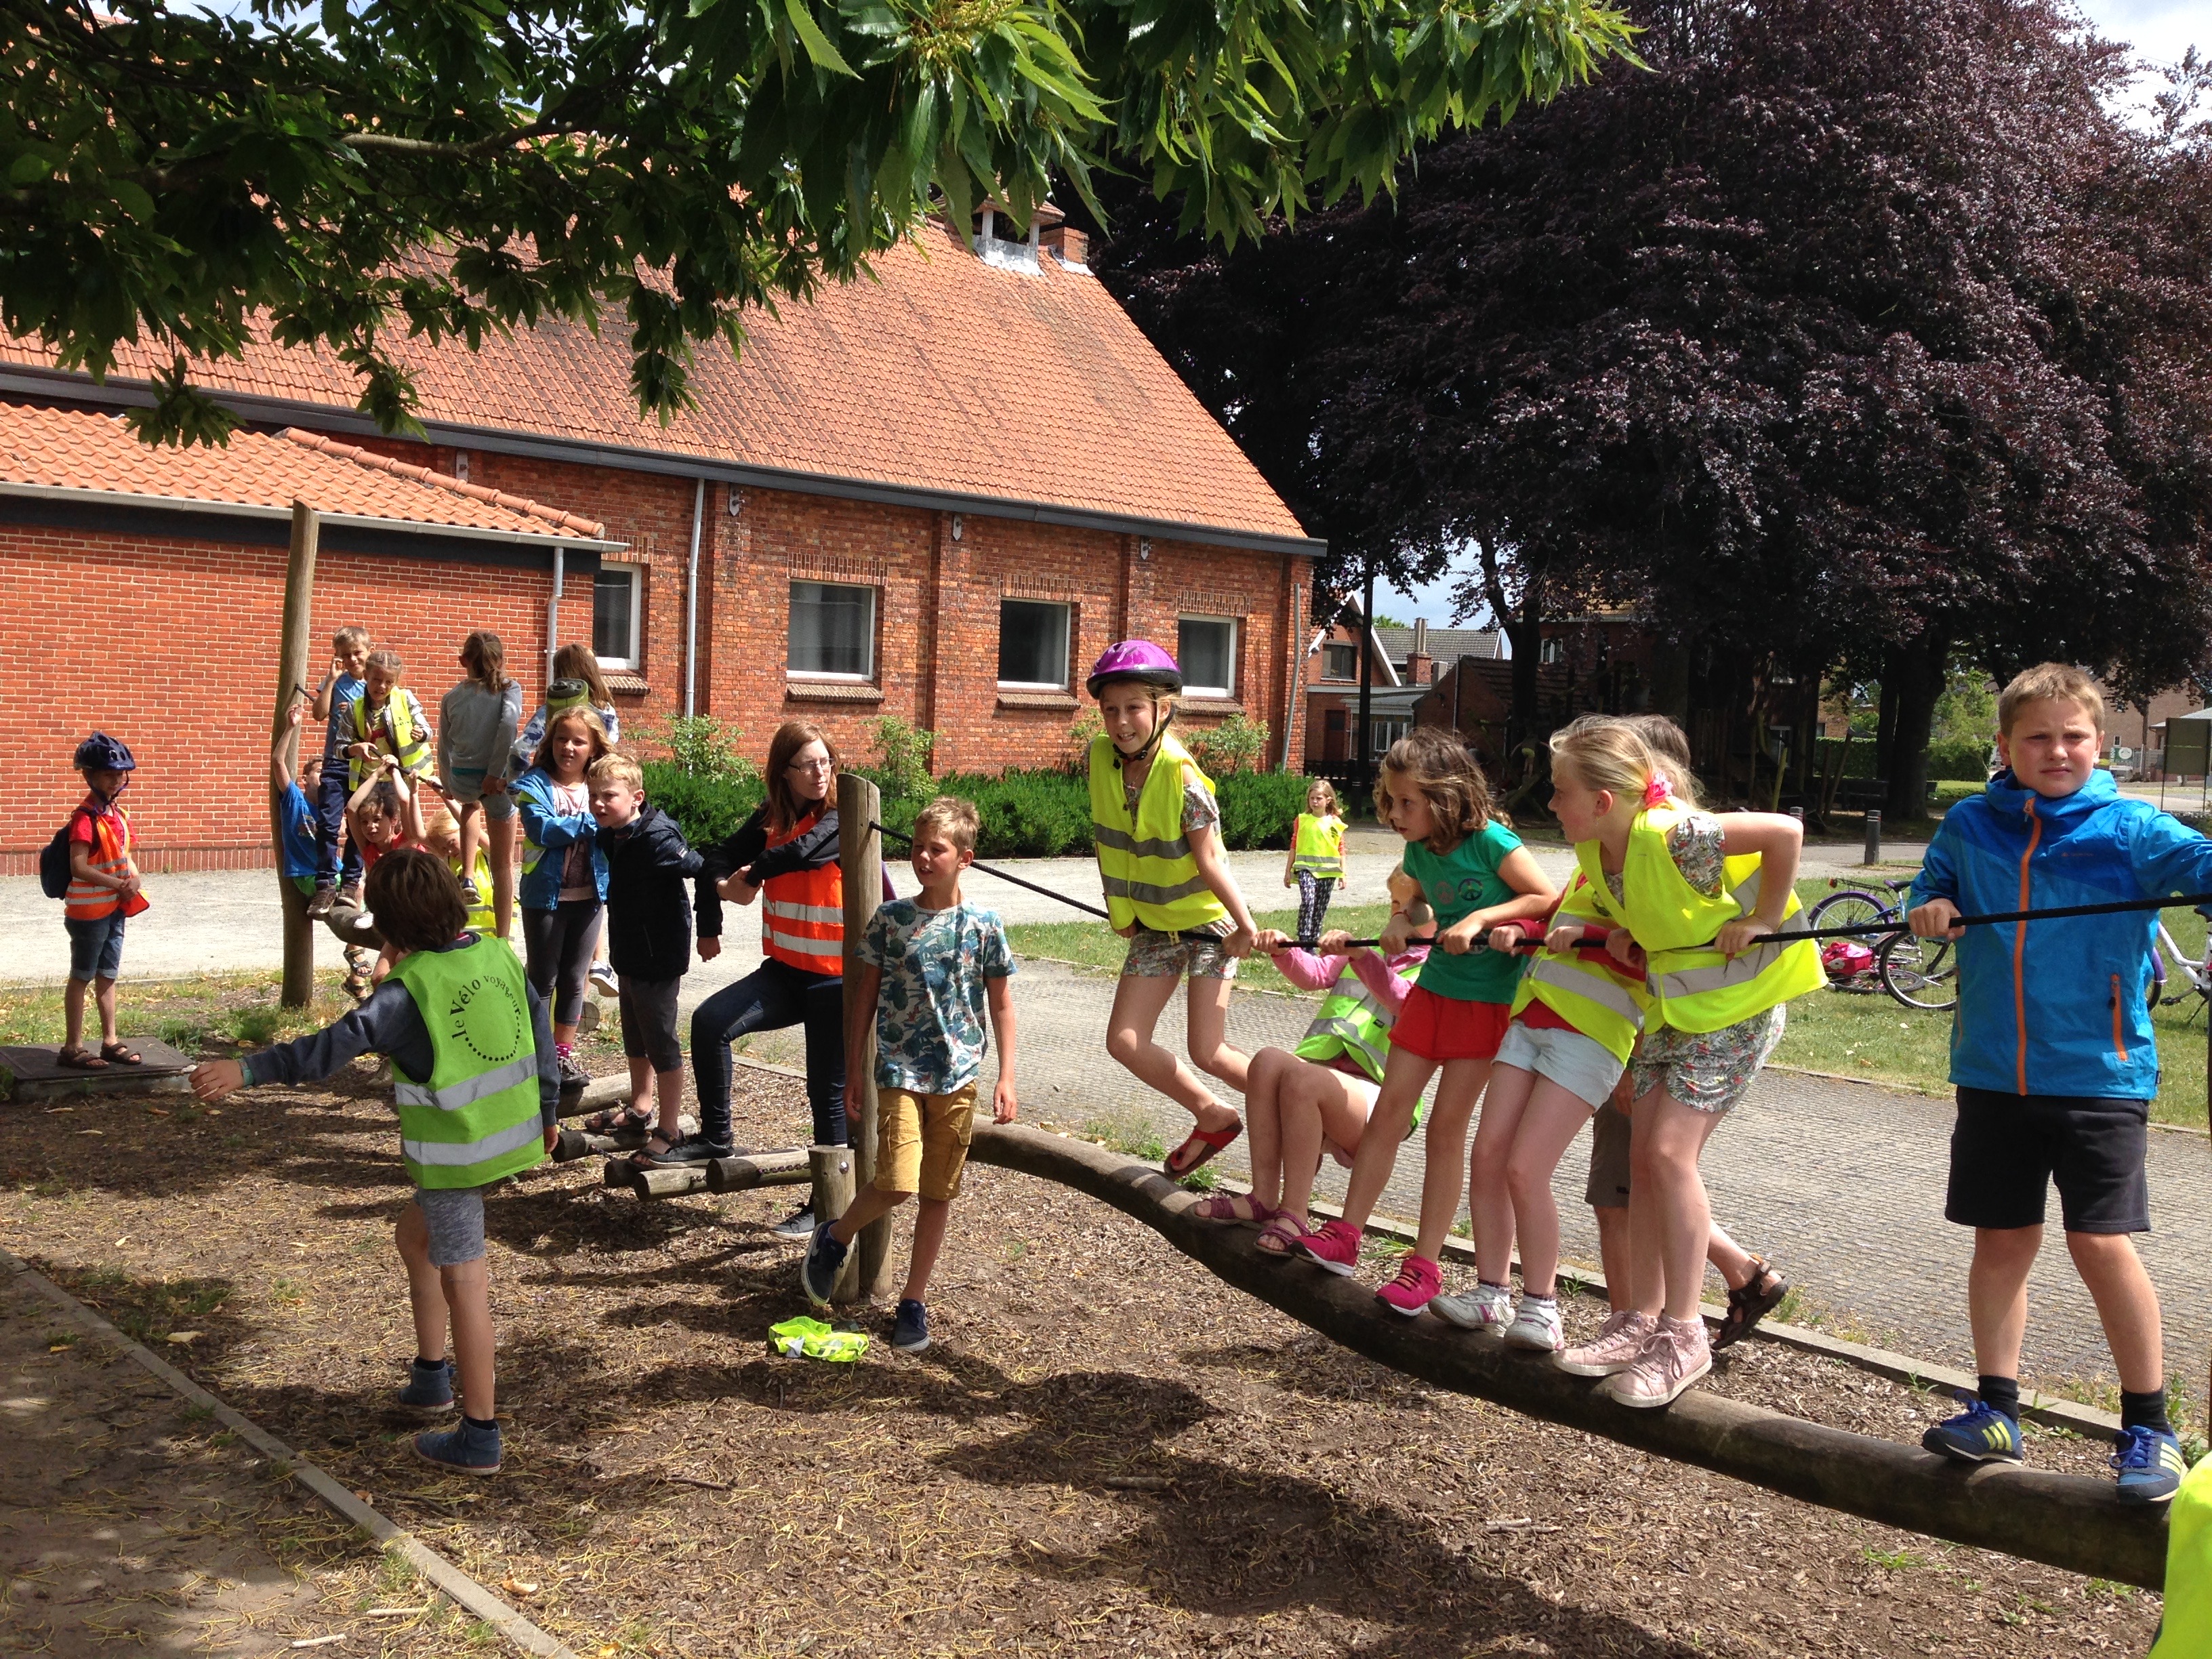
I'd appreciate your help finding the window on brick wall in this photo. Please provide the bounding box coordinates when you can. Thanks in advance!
[1178,615,1237,698]
[1322,642,1357,680]
[997,598,1071,689]
[789,581,876,678]
[594,562,642,670]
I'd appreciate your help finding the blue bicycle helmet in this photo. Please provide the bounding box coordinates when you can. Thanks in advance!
[73,733,137,773]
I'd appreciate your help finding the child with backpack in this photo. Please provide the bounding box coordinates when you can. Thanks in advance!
[49,733,148,1069]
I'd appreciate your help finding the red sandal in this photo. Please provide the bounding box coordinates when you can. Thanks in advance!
[1189,1191,1274,1224]
[1165,1118,1242,1178]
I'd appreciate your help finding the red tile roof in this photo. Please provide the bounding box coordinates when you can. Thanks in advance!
[1,221,1312,548]
[0,401,606,539]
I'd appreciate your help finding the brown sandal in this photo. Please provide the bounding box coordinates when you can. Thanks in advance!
[100,1041,143,1065]
[1715,1256,1790,1350]
[55,1045,108,1070]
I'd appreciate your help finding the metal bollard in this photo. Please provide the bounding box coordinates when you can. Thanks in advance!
[1864,808,1881,867]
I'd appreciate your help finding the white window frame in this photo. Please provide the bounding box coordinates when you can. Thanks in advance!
[1178,614,1239,699]
[592,560,643,671]
[787,579,878,681]
[996,598,1073,691]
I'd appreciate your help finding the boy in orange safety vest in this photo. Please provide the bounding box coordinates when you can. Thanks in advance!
[56,733,148,1071]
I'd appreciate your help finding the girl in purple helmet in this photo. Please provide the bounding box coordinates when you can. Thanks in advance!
[1084,640,1262,1177]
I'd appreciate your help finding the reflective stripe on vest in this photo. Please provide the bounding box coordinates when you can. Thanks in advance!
[1290,813,1345,878]
[1088,732,1230,934]
[386,937,546,1189]
[1293,956,1428,1130]
[760,811,842,975]
[2150,1454,2212,1658]
[1572,807,1824,1035]
[349,691,430,787]
[63,805,131,920]
[1506,869,1648,1061]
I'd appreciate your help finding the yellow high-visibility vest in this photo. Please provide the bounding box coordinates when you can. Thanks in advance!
[2150,1454,2212,1658]
[1291,813,1346,878]
[1508,868,1649,1062]
[1574,805,1823,1033]
[1088,733,1230,933]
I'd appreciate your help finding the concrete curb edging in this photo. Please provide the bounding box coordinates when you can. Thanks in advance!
[0,1245,580,1659]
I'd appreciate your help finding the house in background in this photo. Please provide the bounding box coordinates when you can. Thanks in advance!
[1,214,1322,868]
[1303,616,1507,775]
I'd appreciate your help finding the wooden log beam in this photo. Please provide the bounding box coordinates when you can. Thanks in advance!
[272,502,319,1008]
[838,775,893,1298]
[705,1147,812,1193]
[558,1073,630,1119]
[602,1160,710,1200]
[552,1115,700,1163]
[964,1123,2169,1591]
[811,1145,860,1303]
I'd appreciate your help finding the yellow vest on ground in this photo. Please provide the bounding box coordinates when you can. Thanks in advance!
[1291,812,1346,878]
[1572,804,1823,1034]
[1508,868,1650,1062]
[1088,733,1230,933]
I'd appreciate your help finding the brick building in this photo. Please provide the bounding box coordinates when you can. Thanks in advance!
[3,216,1321,867]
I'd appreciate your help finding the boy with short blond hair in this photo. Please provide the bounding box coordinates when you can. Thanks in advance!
[1909,661,2212,1502]
[802,796,1017,1352]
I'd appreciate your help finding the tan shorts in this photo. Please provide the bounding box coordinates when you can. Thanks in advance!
[875,1082,979,1202]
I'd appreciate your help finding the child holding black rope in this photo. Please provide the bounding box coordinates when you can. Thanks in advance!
[1910,663,2212,1502]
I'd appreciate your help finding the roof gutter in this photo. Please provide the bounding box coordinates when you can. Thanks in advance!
[0,478,628,554]
[0,366,1325,558]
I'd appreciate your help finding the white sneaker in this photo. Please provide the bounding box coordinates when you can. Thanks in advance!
[588,963,619,997]
[1431,1282,1513,1330]
[1502,1295,1564,1352]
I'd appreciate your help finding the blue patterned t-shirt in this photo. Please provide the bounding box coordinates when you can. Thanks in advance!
[858,898,1016,1094]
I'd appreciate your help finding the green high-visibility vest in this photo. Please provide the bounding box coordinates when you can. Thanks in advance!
[1574,805,1824,1034]
[1291,812,1346,878]
[349,689,432,787]
[1294,953,1429,1133]
[1507,868,1650,1063]
[1088,732,1229,933]
[2151,1454,2212,1658]
[386,936,546,1189]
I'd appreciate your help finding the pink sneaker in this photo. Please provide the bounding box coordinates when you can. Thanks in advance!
[1375,1254,1443,1316]
[1555,1309,1656,1377]
[1298,1217,1363,1275]
[1603,1314,1711,1408]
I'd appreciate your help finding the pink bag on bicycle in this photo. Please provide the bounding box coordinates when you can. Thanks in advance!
[1821,940,1875,979]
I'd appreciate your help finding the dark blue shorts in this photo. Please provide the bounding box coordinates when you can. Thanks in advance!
[64,912,126,982]
[1946,1086,2149,1235]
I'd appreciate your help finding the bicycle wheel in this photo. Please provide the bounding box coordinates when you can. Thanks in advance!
[1878,933,1958,1012]
[1809,890,1891,941]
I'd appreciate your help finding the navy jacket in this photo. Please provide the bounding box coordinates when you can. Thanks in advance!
[600,803,704,981]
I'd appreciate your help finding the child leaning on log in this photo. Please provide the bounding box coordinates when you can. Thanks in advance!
[190,849,558,1476]
[801,796,1017,1354]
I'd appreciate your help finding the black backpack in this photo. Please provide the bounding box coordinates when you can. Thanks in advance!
[39,811,84,900]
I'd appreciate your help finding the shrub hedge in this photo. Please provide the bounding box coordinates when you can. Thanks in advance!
[643,762,1319,858]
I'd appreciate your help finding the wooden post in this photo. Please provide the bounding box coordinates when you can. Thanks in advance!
[810,1144,860,1303]
[838,774,895,1298]
[272,503,320,1007]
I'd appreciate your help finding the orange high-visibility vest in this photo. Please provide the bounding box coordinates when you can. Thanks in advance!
[64,803,134,920]
[760,811,843,976]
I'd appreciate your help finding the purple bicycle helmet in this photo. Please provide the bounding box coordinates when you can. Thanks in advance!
[1086,640,1183,697]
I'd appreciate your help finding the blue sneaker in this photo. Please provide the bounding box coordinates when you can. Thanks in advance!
[2112,1426,2186,1504]
[413,1417,502,1476]
[892,1299,930,1353]
[394,1357,454,1417]
[800,1222,848,1309]
[1921,1399,2024,1464]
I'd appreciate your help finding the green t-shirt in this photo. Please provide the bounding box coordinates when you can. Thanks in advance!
[1401,819,1527,1004]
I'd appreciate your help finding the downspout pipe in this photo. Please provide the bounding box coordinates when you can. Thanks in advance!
[685,476,705,718]
[548,546,565,687]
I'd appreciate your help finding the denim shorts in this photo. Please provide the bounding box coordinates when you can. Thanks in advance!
[443,769,518,821]
[1494,1019,1625,1111]
[64,912,126,982]
[413,1185,488,1267]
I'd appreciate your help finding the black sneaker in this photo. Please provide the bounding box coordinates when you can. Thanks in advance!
[414,1416,501,1475]
[769,1203,817,1242]
[892,1300,930,1353]
[394,1357,454,1416]
[307,885,337,920]
[633,1131,718,1168]
[555,1050,591,1089]
[800,1222,848,1308]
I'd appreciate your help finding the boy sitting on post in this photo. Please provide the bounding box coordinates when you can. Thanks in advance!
[1909,662,2212,1502]
[190,849,558,1475]
[802,797,1017,1353]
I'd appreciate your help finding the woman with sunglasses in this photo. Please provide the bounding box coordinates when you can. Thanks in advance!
[653,721,846,1240]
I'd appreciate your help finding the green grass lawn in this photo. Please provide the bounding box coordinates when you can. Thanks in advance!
[0,971,359,1056]
[1005,880,2212,1126]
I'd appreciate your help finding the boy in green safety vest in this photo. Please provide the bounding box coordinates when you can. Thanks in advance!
[191,848,558,1476]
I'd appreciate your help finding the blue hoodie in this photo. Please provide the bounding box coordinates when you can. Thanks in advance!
[1910,769,2212,1099]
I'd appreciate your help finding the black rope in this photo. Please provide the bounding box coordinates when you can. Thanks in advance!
[1758,890,2212,945]
[867,820,1222,943]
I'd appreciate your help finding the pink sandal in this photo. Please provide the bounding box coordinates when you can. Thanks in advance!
[1190,1192,1275,1225]
[1254,1213,1313,1256]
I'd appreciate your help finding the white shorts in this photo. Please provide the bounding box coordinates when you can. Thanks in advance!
[1493,1020,1625,1111]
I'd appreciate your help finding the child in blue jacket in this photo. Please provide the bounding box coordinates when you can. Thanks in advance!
[1908,662,2212,1503]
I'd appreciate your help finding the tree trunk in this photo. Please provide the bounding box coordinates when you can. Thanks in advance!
[1475,537,1543,771]
[1885,632,1950,821]
[1875,667,1901,781]
[962,1124,2167,1590]
[1357,562,1376,794]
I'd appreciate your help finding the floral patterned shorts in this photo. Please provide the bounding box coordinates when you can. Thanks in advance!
[1628,1006,1785,1115]
[1122,926,1239,981]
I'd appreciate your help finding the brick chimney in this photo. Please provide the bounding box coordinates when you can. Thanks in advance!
[1042,226,1089,269]
[1407,617,1434,685]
